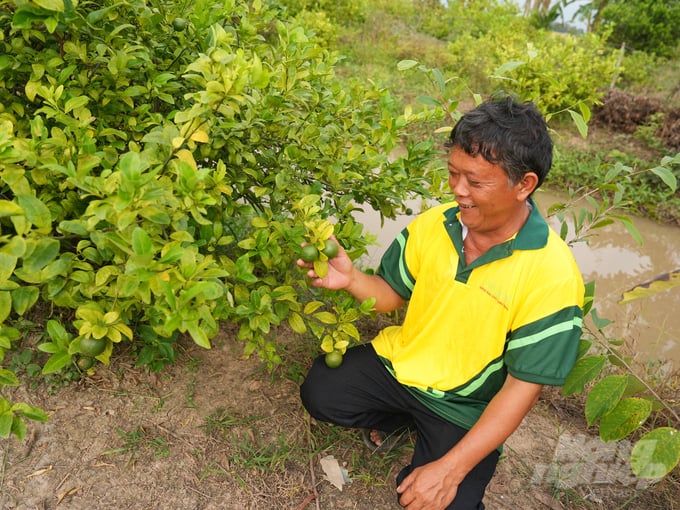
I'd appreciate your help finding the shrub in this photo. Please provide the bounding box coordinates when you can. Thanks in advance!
[0,0,441,394]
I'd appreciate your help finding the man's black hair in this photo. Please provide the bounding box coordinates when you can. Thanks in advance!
[446,97,553,188]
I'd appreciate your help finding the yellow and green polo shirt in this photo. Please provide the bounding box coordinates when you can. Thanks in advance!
[372,199,584,430]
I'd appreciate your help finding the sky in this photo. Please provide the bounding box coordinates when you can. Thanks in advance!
[509,0,590,30]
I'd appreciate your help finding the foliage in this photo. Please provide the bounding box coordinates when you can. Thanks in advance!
[441,12,619,115]
[549,159,680,479]
[275,0,368,26]
[550,147,680,224]
[0,0,442,436]
[0,366,48,440]
[597,0,680,58]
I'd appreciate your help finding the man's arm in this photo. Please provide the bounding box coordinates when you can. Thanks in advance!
[297,237,406,313]
[396,374,543,509]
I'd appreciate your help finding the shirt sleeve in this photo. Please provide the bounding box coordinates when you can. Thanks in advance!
[376,227,416,301]
[504,303,584,386]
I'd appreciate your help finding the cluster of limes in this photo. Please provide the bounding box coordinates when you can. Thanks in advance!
[299,239,339,262]
[299,239,345,368]
[75,337,107,371]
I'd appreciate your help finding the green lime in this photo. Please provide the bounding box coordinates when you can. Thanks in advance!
[76,356,95,370]
[321,239,339,259]
[172,17,187,32]
[79,337,107,357]
[324,350,344,368]
[299,245,319,263]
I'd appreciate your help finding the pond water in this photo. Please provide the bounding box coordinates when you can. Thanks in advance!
[354,190,680,369]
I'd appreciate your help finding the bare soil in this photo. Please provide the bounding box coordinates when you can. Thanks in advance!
[2,323,676,510]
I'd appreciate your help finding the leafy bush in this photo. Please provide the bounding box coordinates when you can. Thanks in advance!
[598,0,680,58]
[0,0,444,437]
[275,0,368,26]
[447,26,619,116]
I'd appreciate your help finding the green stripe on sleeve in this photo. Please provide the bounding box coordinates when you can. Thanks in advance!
[377,229,415,299]
[506,316,583,351]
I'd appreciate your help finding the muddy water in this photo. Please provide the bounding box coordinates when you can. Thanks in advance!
[353,190,680,367]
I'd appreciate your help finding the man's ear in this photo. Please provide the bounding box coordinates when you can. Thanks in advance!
[517,172,539,199]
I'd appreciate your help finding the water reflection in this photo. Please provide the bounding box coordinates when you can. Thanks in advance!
[353,190,680,367]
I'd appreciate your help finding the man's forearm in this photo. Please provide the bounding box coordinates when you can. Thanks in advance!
[439,375,543,483]
[345,269,405,313]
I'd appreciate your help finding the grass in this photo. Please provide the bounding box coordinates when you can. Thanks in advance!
[103,426,171,466]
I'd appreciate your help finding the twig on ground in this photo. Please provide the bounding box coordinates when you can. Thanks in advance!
[305,413,321,510]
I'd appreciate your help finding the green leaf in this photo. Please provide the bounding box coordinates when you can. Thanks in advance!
[590,308,612,329]
[585,375,627,426]
[11,416,27,441]
[86,4,119,24]
[0,412,12,438]
[650,166,677,192]
[64,95,89,113]
[493,60,525,76]
[0,291,11,323]
[47,319,71,344]
[132,227,152,256]
[11,402,49,422]
[186,320,211,349]
[568,109,589,139]
[11,286,39,316]
[34,0,65,12]
[0,368,19,386]
[23,238,60,272]
[359,297,376,314]
[17,195,52,229]
[42,351,72,375]
[563,355,606,396]
[599,397,652,441]
[631,427,680,478]
[397,60,418,71]
[288,312,306,334]
[0,253,18,282]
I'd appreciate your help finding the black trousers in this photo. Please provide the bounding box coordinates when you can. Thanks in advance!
[300,343,499,510]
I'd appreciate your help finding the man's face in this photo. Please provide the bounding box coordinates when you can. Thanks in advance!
[447,147,534,236]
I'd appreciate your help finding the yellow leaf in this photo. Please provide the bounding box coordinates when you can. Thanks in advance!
[320,336,334,353]
[113,322,134,340]
[172,137,185,149]
[313,259,328,278]
[107,328,121,343]
[304,301,324,314]
[190,130,209,143]
[288,312,307,334]
[319,223,335,241]
[619,270,680,304]
[314,311,337,325]
[334,340,349,353]
[175,149,197,170]
[103,311,119,325]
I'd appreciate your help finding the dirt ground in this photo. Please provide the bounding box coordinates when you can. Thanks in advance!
[1,325,675,510]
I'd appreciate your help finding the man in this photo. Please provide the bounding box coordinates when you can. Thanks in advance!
[298,97,584,509]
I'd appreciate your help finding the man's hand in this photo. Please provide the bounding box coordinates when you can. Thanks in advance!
[297,236,406,313]
[296,236,355,291]
[396,458,461,509]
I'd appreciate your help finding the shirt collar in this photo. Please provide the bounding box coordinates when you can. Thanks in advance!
[443,197,549,253]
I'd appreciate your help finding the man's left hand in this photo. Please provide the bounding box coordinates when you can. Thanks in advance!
[396,460,459,509]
